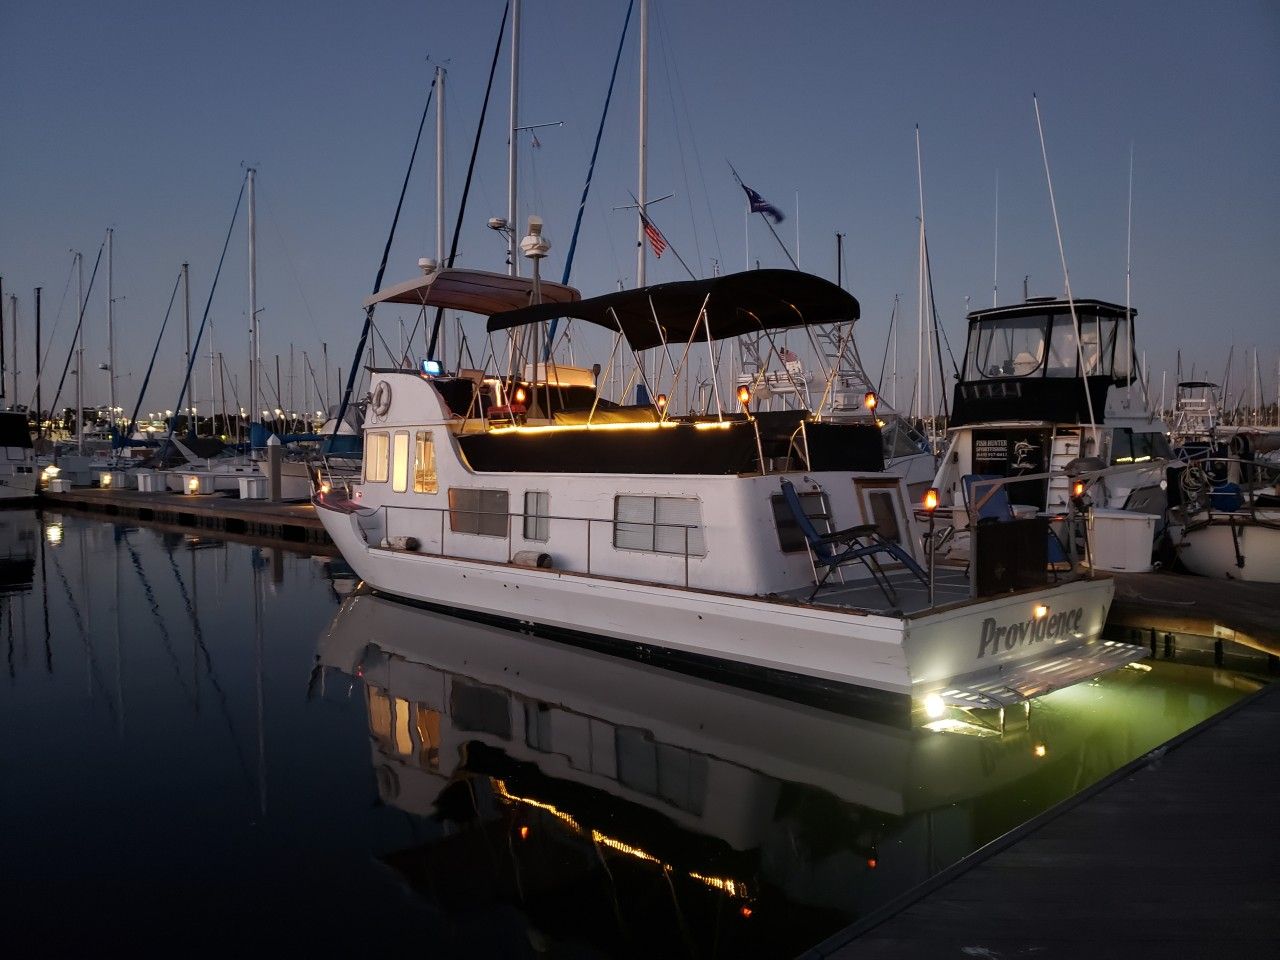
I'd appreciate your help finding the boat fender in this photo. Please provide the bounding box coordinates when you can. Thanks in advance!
[381,535,420,551]
[512,550,552,568]
[371,380,392,417]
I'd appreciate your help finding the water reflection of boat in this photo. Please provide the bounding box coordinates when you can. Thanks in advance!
[316,590,1248,955]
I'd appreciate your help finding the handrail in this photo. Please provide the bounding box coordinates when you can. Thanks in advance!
[333,498,704,589]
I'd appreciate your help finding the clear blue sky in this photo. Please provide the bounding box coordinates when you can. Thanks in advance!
[2,0,1277,415]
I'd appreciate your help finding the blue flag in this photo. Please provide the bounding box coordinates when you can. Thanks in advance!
[742,182,784,223]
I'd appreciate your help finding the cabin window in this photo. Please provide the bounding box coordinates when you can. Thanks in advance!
[365,431,389,483]
[770,491,832,552]
[613,495,706,556]
[523,491,550,541]
[391,431,410,493]
[414,431,438,493]
[448,487,509,537]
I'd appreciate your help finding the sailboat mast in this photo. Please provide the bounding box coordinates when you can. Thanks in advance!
[436,64,446,264]
[247,167,259,444]
[636,0,648,289]
[76,253,84,451]
[507,0,520,278]
[107,227,116,426]
[35,287,42,439]
[182,262,192,417]
[0,276,5,405]
[1125,145,1133,401]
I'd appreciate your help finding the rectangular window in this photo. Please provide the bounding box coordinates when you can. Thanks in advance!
[391,431,410,492]
[414,431,438,493]
[448,487,509,537]
[770,491,833,552]
[364,431,389,483]
[524,491,550,541]
[613,495,706,556]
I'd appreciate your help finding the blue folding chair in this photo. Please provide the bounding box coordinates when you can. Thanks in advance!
[780,479,927,604]
[961,474,1069,572]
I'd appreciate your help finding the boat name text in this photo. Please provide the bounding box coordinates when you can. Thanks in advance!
[978,606,1084,659]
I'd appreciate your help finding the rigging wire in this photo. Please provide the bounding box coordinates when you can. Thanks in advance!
[122,268,183,444]
[45,242,105,423]
[332,72,439,438]
[28,254,78,413]
[426,2,511,360]
[655,3,703,276]
[164,174,247,448]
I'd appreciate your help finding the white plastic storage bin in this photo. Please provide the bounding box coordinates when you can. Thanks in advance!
[47,478,72,493]
[1088,508,1157,572]
[136,470,161,493]
[238,476,268,500]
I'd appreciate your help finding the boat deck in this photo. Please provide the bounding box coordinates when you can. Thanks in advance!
[779,566,972,615]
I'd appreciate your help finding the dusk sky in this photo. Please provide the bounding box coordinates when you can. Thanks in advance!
[2,1,1277,417]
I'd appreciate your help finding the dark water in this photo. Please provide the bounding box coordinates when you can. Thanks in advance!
[0,509,1263,955]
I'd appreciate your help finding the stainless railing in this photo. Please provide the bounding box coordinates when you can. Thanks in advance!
[348,502,703,589]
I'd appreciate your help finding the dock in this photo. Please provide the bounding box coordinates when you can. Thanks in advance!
[40,487,332,547]
[807,682,1280,959]
[1109,570,1280,658]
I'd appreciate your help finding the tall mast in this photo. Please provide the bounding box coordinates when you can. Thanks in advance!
[914,126,925,424]
[0,276,5,405]
[1125,145,1133,400]
[182,261,192,419]
[435,64,447,264]
[34,286,42,439]
[247,167,260,444]
[507,0,520,278]
[636,0,649,289]
[8,294,16,404]
[106,227,116,425]
[75,254,84,451]
[992,170,999,307]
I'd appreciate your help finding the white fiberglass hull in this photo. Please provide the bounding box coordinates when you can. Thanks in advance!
[1170,514,1280,582]
[318,501,1117,719]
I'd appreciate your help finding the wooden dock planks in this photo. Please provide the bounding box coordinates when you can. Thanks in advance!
[39,488,331,546]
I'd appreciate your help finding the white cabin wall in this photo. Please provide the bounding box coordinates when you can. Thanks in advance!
[355,372,923,597]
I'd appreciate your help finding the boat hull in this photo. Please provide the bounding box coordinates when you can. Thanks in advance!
[318,501,1116,718]
[1170,513,1280,582]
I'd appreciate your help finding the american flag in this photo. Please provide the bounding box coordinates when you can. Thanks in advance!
[641,213,667,258]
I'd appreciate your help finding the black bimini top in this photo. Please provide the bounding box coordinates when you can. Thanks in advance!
[965,297,1134,325]
[487,269,859,352]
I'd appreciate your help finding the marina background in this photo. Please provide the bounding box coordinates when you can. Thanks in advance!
[2,0,1276,413]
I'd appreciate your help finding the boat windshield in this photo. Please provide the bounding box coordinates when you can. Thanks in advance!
[965,315,1047,379]
[965,311,1124,381]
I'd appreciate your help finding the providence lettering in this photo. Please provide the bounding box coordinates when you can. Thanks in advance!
[977,606,1084,659]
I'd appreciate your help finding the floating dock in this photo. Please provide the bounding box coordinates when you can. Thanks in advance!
[1109,570,1280,658]
[808,682,1280,959]
[39,488,331,547]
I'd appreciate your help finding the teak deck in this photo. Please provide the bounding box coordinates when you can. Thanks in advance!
[808,682,1280,960]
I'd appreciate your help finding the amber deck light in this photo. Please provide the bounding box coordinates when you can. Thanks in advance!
[1072,479,1086,498]
[923,487,939,512]
[655,393,668,411]
[864,391,878,411]
[736,385,751,408]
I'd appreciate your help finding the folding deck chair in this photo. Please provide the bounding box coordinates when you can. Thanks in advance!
[779,478,928,605]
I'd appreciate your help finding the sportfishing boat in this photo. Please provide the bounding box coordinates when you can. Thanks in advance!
[315,265,1141,723]
[1165,381,1280,581]
[929,297,1170,568]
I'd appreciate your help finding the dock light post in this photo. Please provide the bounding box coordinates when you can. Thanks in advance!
[923,487,939,606]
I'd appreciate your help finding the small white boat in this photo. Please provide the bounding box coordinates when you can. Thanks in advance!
[0,411,38,502]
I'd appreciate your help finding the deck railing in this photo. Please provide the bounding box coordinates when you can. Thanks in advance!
[348,502,702,589]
